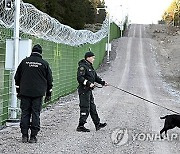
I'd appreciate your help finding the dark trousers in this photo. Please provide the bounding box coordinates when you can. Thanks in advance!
[20,96,42,136]
[78,90,100,126]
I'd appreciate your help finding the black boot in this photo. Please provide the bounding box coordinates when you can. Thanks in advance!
[76,126,90,132]
[22,135,29,143]
[29,135,37,143]
[95,123,107,131]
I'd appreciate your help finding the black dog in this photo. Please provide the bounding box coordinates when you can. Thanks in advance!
[160,114,180,139]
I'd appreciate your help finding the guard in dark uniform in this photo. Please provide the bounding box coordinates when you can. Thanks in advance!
[14,44,53,143]
[76,51,107,132]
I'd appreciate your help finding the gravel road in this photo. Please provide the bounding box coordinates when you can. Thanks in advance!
[0,24,180,154]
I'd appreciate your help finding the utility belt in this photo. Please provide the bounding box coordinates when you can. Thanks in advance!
[78,85,92,94]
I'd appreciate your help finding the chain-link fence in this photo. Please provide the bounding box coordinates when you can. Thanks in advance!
[0,27,13,126]
[0,22,121,127]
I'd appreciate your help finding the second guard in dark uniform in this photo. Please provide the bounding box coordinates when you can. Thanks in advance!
[76,51,107,132]
[14,44,53,143]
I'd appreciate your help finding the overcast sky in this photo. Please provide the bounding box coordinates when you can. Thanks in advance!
[104,0,173,24]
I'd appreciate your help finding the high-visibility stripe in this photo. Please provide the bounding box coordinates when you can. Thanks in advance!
[83,79,88,85]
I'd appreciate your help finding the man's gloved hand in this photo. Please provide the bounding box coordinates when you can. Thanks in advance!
[101,81,108,86]
[44,90,52,103]
[104,82,108,86]
[90,83,95,90]
[44,96,51,103]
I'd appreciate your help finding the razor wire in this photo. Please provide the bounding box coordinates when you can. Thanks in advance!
[0,0,110,46]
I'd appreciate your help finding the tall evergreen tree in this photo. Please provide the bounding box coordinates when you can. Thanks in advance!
[85,0,96,24]
[23,0,105,29]
[60,0,84,29]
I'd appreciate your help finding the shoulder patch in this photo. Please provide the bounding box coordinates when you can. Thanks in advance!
[80,66,85,71]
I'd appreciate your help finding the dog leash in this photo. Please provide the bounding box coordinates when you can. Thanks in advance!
[108,84,180,114]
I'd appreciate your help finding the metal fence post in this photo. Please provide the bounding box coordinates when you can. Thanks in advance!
[9,0,20,122]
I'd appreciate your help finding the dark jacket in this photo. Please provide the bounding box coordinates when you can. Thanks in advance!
[14,53,53,97]
[77,59,105,94]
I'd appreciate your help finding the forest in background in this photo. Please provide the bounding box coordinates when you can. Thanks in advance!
[23,0,106,29]
[162,0,180,26]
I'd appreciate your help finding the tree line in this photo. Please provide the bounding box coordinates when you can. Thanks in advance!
[23,0,106,29]
[162,0,180,26]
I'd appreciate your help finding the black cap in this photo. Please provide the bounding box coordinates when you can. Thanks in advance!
[32,44,42,54]
[84,51,95,59]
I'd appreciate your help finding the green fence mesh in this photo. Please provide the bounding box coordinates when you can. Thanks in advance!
[0,22,120,127]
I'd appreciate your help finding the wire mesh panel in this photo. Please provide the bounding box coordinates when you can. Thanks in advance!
[110,23,121,41]
[0,27,12,125]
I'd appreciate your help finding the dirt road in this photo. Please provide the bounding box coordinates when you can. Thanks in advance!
[0,24,180,154]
